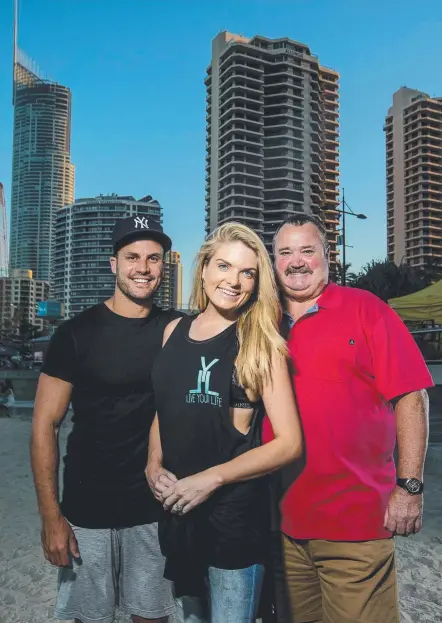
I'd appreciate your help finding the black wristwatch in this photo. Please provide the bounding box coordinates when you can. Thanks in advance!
[397,478,424,495]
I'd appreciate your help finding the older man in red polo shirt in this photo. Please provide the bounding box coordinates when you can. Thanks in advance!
[264,214,433,623]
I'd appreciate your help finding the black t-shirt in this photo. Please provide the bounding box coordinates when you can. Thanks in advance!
[42,303,182,529]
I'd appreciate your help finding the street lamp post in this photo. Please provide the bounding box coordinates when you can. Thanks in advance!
[337,188,367,286]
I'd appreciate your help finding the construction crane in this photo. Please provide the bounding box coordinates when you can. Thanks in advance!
[0,183,9,277]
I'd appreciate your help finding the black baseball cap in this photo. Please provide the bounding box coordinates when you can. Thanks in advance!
[112,215,172,254]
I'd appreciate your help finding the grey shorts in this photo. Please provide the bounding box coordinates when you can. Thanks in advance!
[55,522,176,623]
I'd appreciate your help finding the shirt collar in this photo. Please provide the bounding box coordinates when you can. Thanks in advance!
[282,282,343,328]
[283,303,319,328]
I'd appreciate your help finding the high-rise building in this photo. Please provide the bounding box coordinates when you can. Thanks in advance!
[10,4,74,282]
[169,251,183,309]
[156,251,183,309]
[53,194,169,317]
[0,269,49,333]
[385,87,442,268]
[205,31,340,260]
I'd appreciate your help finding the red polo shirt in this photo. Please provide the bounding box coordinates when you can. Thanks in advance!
[263,283,434,541]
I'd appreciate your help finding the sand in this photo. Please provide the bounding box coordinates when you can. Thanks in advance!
[0,413,441,623]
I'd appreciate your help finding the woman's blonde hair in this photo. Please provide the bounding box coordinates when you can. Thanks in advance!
[189,222,287,397]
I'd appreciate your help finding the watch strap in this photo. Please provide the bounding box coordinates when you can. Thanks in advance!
[397,477,424,494]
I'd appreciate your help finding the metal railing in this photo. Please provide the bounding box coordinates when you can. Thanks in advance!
[410,326,442,362]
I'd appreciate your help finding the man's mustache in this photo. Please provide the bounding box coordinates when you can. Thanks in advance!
[285,266,313,275]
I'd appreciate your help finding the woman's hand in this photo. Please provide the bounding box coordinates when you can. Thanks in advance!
[145,462,177,503]
[162,469,222,514]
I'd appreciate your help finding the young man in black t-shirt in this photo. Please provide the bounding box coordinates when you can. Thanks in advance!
[30,217,182,623]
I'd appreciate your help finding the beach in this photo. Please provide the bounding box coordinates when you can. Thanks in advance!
[0,412,441,623]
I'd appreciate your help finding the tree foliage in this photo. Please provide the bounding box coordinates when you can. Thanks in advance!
[329,262,357,286]
[348,259,438,302]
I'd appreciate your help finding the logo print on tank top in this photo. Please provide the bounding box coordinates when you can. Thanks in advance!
[186,357,222,406]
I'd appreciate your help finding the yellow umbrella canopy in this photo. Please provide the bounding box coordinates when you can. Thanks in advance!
[388,280,442,323]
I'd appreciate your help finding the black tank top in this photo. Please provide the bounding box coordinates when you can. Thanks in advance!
[152,314,269,596]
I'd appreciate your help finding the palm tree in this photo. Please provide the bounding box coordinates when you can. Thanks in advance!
[330,261,357,286]
[18,321,40,354]
[420,256,442,286]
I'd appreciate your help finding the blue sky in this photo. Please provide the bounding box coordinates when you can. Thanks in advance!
[0,0,441,300]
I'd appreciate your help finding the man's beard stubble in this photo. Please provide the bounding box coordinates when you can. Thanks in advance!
[116,271,162,304]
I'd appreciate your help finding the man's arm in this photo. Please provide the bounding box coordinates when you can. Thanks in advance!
[30,373,80,566]
[146,414,177,502]
[396,389,429,480]
[384,389,429,536]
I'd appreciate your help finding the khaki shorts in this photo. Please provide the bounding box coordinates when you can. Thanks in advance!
[281,535,399,623]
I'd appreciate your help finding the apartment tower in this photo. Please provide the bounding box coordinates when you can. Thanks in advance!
[205,31,340,259]
[156,251,183,309]
[11,2,74,282]
[0,269,49,333]
[385,87,442,267]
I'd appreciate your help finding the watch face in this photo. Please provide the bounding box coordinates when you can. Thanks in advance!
[406,479,422,494]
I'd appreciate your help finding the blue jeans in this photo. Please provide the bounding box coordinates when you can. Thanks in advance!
[176,564,265,623]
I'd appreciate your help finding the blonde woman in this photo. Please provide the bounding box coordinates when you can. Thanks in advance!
[148,223,302,622]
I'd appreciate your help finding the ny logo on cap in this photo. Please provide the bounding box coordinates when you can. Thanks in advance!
[134,216,150,229]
